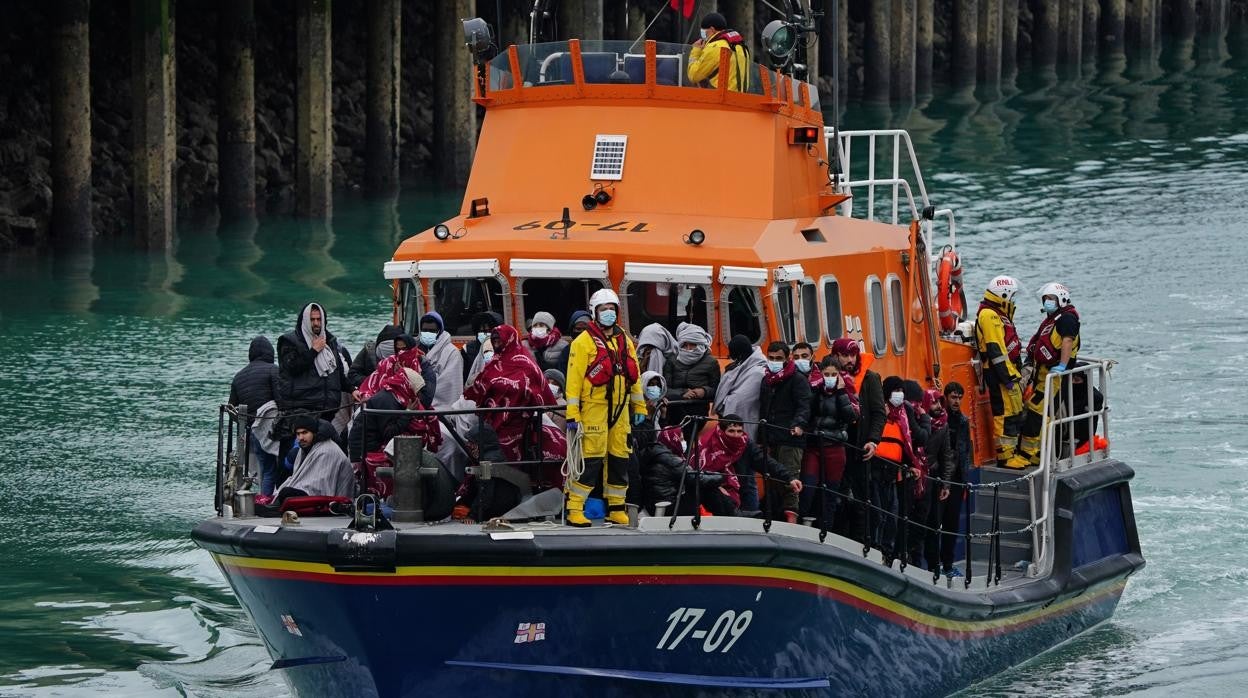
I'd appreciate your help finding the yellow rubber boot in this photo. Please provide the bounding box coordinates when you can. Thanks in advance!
[566,482,593,528]
[605,506,630,525]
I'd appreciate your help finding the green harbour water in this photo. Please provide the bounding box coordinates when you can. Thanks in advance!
[2,31,1248,696]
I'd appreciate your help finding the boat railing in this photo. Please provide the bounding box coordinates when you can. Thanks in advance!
[1028,356,1114,577]
[825,128,957,252]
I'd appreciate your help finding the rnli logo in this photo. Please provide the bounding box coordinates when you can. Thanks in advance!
[515,622,547,644]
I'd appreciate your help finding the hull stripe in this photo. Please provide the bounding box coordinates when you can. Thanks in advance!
[214,553,1125,640]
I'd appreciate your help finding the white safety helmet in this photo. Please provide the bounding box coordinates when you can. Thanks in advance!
[588,288,621,312]
[1037,282,1072,308]
[985,275,1021,304]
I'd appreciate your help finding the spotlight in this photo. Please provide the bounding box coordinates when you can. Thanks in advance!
[762,20,798,61]
[684,229,705,246]
[582,186,613,211]
[434,224,451,240]
[582,194,598,211]
[462,18,493,57]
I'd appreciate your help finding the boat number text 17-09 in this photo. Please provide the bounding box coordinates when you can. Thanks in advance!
[512,220,650,232]
[656,607,753,652]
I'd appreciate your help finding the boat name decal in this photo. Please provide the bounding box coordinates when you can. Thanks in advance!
[656,607,753,653]
[512,220,650,233]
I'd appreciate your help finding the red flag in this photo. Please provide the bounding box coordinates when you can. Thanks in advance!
[669,0,697,20]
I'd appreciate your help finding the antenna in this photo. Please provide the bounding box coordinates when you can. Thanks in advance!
[627,3,669,55]
[530,0,552,45]
[829,0,841,192]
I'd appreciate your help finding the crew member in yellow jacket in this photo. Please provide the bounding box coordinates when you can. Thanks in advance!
[687,12,751,92]
[564,289,647,527]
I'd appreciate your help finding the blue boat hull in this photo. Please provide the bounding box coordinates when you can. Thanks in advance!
[194,460,1144,697]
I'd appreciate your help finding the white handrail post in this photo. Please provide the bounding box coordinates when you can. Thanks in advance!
[867,133,877,221]
[891,134,900,225]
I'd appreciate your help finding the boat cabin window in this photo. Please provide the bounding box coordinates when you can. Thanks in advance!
[431,278,506,337]
[821,276,843,343]
[400,279,423,334]
[887,274,906,354]
[800,281,820,345]
[867,276,886,357]
[722,286,764,344]
[774,283,797,345]
[519,278,604,330]
[624,281,711,336]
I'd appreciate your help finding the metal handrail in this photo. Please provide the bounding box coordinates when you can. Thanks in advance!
[826,128,930,224]
[1029,356,1114,577]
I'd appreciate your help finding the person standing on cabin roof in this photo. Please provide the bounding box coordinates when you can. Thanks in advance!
[688,12,751,92]
[758,341,812,524]
[974,275,1025,468]
[417,312,464,409]
[564,289,647,527]
[1011,282,1082,468]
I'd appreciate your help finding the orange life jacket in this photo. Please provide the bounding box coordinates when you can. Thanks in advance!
[876,420,905,463]
[583,323,639,388]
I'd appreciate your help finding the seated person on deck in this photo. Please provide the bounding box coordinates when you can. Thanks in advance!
[273,416,354,505]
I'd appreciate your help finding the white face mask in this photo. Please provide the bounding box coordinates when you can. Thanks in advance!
[699,28,708,41]
[548,382,561,397]
[889,391,905,407]
[531,326,549,339]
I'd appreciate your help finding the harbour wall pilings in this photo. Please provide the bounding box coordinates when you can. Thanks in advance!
[0,0,1243,253]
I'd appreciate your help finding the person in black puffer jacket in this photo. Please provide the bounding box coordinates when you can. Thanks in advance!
[347,324,404,389]
[800,356,860,527]
[230,336,280,410]
[757,341,811,521]
[663,322,721,437]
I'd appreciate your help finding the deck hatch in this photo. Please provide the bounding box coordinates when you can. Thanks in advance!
[590,135,628,180]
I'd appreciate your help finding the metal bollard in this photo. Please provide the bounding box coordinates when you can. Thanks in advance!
[391,435,425,522]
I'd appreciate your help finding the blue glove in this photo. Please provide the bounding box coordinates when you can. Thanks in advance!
[566,420,579,434]
[633,413,646,426]
[1053,363,1067,373]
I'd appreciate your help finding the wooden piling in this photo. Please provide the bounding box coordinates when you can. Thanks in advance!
[1103,0,1126,53]
[1032,0,1058,71]
[131,0,175,249]
[1059,0,1082,66]
[218,0,255,220]
[891,0,915,102]
[978,0,1001,94]
[720,0,755,49]
[953,0,978,87]
[917,0,934,94]
[560,0,603,42]
[1127,0,1156,55]
[1173,0,1197,38]
[1083,0,1098,57]
[51,0,93,246]
[1001,0,1018,77]
[838,0,848,98]
[863,0,890,102]
[296,0,332,218]
[434,0,476,187]
[366,0,400,197]
[1199,0,1228,36]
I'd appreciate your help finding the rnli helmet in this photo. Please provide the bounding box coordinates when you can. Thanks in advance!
[1036,282,1072,308]
[588,288,621,312]
[984,275,1021,304]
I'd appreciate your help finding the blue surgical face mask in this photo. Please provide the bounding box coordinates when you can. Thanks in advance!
[598,309,617,327]
[1043,299,1058,314]
[482,350,494,363]
[823,376,838,389]
[645,385,663,401]
[766,360,784,374]
[477,331,489,344]
[419,331,437,347]
[699,28,708,41]
[794,359,811,374]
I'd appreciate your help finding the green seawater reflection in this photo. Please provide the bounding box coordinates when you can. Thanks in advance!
[1,29,1247,696]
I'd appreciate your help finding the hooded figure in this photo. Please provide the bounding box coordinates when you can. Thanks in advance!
[417,311,465,409]
[460,310,504,382]
[544,368,568,430]
[637,323,679,375]
[347,324,404,389]
[664,322,720,430]
[349,352,443,459]
[463,325,558,461]
[277,303,347,416]
[276,418,354,502]
[230,336,280,410]
[523,311,570,373]
[713,336,767,440]
[556,310,594,375]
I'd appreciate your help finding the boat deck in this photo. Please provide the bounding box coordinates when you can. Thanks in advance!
[213,513,1028,591]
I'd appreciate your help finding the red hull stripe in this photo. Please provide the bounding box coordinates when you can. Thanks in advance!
[221,562,1123,641]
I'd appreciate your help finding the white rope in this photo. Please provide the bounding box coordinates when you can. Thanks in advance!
[562,427,584,488]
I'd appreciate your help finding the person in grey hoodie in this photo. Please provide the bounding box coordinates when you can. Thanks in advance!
[417,311,464,409]
[713,335,767,440]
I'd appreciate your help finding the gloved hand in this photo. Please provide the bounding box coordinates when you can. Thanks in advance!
[633,413,646,426]
[1053,363,1066,373]
[566,420,579,434]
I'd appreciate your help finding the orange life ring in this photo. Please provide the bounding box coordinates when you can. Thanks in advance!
[936,248,967,332]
